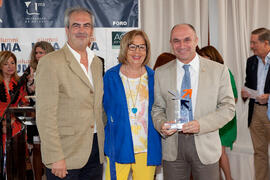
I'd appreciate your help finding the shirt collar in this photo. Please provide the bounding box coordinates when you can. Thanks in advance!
[176,53,200,72]
[66,43,95,66]
[266,51,270,64]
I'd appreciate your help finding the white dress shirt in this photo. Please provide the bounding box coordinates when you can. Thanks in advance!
[176,53,200,117]
[67,43,95,87]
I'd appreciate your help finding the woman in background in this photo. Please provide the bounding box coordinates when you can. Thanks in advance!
[27,41,54,94]
[103,30,161,180]
[199,45,237,180]
[0,51,29,175]
[0,51,28,139]
[153,52,176,70]
[27,41,54,180]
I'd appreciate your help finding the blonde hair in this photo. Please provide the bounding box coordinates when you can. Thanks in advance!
[29,41,54,71]
[0,51,19,82]
[118,30,151,66]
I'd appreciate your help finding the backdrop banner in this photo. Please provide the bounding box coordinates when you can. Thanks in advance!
[0,0,139,74]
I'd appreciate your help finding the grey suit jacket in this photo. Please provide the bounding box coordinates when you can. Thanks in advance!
[151,57,235,164]
[36,44,105,169]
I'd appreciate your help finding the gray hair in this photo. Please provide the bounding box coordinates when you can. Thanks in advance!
[170,23,197,42]
[252,28,270,45]
[64,7,95,28]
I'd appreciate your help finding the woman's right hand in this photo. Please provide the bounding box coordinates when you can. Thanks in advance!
[27,67,34,82]
[2,117,16,134]
[27,67,35,92]
[2,120,6,134]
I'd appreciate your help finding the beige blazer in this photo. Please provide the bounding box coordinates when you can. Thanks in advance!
[151,57,235,164]
[36,44,104,169]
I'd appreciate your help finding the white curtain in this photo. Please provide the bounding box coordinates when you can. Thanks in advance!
[211,0,270,180]
[141,0,209,67]
[141,0,270,179]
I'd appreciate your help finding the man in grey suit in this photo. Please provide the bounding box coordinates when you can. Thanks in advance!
[152,24,235,179]
[36,7,104,179]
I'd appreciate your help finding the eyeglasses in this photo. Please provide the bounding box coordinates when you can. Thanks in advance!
[128,44,147,52]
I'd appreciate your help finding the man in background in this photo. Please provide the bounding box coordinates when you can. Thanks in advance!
[242,27,270,180]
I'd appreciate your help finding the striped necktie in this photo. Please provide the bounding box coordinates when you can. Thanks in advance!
[180,64,193,122]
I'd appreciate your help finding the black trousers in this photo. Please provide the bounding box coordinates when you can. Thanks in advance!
[46,133,103,180]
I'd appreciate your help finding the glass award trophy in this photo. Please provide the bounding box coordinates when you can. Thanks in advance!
[174,99,190,130]
[166,98,189,131]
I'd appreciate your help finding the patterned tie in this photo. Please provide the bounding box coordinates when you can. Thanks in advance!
[180,64,193,122]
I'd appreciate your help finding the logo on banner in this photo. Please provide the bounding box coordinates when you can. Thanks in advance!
[0,37,21,52]
[24,1,45,15]
[112,32,125,49]
[0,0,3,23]
[24,1,51,25]
[112,21,128,27]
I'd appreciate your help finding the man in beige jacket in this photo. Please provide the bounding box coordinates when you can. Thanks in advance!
[152,24,235,180]
[36,7,104,179]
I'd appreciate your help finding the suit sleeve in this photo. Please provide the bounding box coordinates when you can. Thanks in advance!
[244,58,255,89]
[35,56,64,165]
[151,69,167,134]
[198,66,235,134]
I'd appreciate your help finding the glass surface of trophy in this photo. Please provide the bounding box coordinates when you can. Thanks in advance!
[166,98,190,131]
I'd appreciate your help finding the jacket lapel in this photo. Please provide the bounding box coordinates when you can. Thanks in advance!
[63,44,93,90]
[168,60,178,94]
[264,59,270,93]
[91,56,102,94]
[194,57,207,119]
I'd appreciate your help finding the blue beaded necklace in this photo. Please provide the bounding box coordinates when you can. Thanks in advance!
[126,68,142,116]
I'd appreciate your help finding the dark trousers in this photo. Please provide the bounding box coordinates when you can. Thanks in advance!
[46,133,103,180]
[163,133,219,180]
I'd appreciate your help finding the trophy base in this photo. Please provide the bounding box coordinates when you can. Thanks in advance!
[165,122,184,130]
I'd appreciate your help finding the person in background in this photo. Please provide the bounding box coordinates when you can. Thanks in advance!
[152,24,235,180]
[103,29,162,180]
[26,41,54,180]
[153,52,176,70]
[199,45,237,180]
[242,28,270,180]
[27,41,54,94]
[0,51,29,175]
[0,51,28,145]
[36,7,105,179]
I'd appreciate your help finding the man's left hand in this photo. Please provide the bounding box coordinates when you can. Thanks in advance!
[256,94,269,104]
[182,120,200,134]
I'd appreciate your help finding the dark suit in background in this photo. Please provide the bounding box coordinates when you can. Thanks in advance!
[242,27,270,180]
[244,56,270,126]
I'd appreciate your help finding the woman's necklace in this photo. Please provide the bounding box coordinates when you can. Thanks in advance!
[4,79,10,92]
[125,66,142,116]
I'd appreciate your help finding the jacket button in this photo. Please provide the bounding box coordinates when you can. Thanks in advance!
[90,125,94,129]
